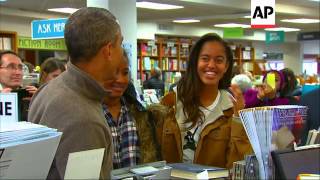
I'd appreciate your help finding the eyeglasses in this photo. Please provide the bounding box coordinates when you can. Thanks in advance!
[0,63,24,71]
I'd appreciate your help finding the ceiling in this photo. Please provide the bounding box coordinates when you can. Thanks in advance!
[0,0,319,32]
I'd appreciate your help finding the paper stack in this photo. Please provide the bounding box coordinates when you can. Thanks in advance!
[239,105,307,179]
[0,121,62,179]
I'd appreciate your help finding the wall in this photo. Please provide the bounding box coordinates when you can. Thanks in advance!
[0,15,33,37]
[253,41,301,74]
[300,40,320,54]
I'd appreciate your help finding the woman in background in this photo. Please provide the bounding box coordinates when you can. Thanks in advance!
[39,57,66,85]
[244,70,297,108]
[156,33,252,168]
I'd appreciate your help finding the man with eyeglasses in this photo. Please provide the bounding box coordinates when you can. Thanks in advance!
[0,50,38,122]
[0,50,37,94]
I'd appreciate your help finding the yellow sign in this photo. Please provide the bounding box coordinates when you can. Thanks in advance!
[18,36,67,50]
[266,73,276,89]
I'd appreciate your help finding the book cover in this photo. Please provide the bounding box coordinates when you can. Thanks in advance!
[169,163,228,179]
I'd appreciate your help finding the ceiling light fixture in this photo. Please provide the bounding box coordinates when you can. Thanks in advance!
[214,23,251,28]
[265,27,300,32]
[0,0,7,2]
[136,1,183,10]
[243,15,251,18]
[173,19,200,23]
[48,8,78,14]
[281,18,320,24]
[309,0,320,2]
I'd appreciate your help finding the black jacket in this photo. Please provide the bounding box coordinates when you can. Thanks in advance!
[143,77,165,96]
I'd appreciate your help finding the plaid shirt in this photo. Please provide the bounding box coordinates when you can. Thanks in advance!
[103,98,140,169]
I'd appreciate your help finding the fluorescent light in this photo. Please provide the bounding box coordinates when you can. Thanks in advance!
[0,0,7,2]
[243,15,251,19]
[173,19,200,23]
[265,27,300,32]
[214,23,250,28]
[136,1,183,10]
[309,0,320,2]
[281,18,320,24]
[48,8,78,14]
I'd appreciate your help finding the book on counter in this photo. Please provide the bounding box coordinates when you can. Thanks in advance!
[111,161,172,180]
[168,163,229,179]
[0,121,62,179]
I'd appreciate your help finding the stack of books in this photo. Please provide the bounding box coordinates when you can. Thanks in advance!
[232,155,259,180]
[0,121,62,179]
[169,163,229,179]
[111,161,171,180]
[239,105,307,179]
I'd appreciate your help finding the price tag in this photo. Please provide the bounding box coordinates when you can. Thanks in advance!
[167,42,175,47]
[182,43,189,48]
[147,41,155,46]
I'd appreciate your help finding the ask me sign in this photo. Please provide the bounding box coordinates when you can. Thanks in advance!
[251,0,276,28]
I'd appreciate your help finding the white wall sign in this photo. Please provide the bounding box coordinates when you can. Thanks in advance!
[251,0,275,28]
[0,93,18,125]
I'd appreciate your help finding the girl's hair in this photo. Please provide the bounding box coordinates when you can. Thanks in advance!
[177,33,234,128]
[281,68,298,96]
[40,57,66,84]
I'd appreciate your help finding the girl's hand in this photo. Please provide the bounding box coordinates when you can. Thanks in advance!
[229,84,245,117]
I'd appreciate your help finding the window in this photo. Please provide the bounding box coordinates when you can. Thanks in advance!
[266,60,284,71]
[303,60,317,75]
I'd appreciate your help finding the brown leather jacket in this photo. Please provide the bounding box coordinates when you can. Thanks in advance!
[153,91,252,169]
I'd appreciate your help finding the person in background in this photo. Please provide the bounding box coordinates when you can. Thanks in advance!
[244,70,297,108]
[0,50,38,121]
[299,88,320,144]
[155,33,252,168]
[143,67,165,96]
[281,68,302,97]
[103,51,160,169]
[28,7,123,179]
[23,61,35,73]
[39,57,66,85]
[169,72,182,92]
[0,50,37,94]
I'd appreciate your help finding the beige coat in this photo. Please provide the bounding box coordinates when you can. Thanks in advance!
[154,91,252,169]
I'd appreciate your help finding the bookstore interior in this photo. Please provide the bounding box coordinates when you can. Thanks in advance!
[0,0,319,179]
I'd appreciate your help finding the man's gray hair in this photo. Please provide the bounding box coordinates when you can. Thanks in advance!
[64,7,120,63]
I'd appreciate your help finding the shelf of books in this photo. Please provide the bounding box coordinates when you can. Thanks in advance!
[137,36,196,94]
[229,43,265,76]
[0,31,18,52]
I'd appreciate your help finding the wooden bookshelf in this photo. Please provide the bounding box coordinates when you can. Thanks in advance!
[229,43,265,75]
[0,31,18,52]
[137,37,195,81]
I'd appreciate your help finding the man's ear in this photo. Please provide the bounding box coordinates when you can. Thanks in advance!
[40,72,48,83]
[101,42,112,61]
